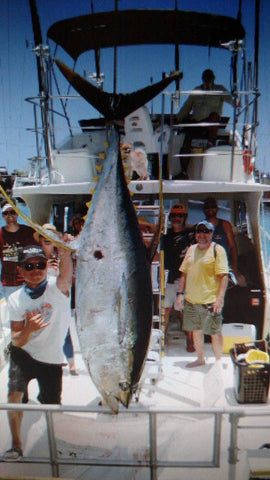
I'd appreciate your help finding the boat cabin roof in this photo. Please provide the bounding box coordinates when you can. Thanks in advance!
[47,9,245,61]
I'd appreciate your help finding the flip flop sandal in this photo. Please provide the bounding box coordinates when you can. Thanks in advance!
[3,446,23,462]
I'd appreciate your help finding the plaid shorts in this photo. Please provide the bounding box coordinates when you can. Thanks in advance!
[183,301,222,335]
[8,346,63,404]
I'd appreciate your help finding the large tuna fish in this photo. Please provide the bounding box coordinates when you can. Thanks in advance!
[75,127,153,413]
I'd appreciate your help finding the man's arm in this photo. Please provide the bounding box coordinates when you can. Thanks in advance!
[223,220,238,272]
[11,311,50,347]
[213,273,228,314]
[223,220,246,286]
[175,272,186,310]
[56,247,73,296]
[215,84,233,106]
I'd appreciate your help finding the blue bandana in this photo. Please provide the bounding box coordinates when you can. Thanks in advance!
[24,279,48,299]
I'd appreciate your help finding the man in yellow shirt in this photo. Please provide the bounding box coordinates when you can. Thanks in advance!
[175,220,228,367]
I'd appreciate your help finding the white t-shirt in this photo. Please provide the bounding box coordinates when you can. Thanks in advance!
[177,83,232,122]
[8,277,71,364]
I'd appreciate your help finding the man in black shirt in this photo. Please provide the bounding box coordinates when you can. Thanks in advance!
[164,204,194,350]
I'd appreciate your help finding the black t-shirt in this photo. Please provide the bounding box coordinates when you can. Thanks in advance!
[0,225,36,286]
[163,228,194,283]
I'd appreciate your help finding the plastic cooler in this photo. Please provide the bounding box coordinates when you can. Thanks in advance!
[222,323,256,354]
[230,340,270,404]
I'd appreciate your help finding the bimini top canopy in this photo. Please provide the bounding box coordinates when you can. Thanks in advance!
[47,9,245,61]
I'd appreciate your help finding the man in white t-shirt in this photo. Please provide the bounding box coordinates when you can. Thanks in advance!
[175,69,233,179]
[4,244,72,462]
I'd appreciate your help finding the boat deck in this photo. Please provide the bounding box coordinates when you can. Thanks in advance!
[0,318,270,480]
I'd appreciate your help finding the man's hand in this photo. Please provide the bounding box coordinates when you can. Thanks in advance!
[175,294,184,312]
[213,297,224,314]
[11,310,50,347]
[25,310,50,332]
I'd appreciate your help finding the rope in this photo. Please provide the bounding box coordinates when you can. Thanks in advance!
[158,95,166,355]
[0,185,74,252]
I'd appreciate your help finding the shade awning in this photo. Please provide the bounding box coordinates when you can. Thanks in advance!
[47,9,245,61]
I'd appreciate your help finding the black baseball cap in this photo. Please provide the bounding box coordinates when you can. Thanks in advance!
[18,245,47,264]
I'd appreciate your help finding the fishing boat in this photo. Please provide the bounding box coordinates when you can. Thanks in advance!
[1,0,270,479]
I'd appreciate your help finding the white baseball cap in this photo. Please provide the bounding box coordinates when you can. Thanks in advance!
[2,203,17,213]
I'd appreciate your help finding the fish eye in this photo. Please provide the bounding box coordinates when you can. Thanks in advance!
[94,250,103,260]
[119,381,129,391]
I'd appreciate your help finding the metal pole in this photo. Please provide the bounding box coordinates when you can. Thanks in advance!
[45,411,59,477]
[251,0,260,173]
[212,413,222,467]
[230,46,238,182]
[149,412,157,480]
[113,0,119,94]
[228,413,241,480]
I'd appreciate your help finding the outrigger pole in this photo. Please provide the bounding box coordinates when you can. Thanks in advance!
[29,0,53,182]
[252,0,260,167]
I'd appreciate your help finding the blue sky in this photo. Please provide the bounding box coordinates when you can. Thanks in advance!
[0,0,269,173]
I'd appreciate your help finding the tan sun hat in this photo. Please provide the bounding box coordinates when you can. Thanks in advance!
[33,223,58,243]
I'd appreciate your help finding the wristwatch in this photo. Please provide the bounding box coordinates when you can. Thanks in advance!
[176,292,184,296]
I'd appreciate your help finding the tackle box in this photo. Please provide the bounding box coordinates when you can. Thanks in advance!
[230,340,270,404]
[222,323,256,354]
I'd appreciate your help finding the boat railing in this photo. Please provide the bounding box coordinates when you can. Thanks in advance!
[161,89,258,183]
[0,402,269,480]
[20,83,259,186]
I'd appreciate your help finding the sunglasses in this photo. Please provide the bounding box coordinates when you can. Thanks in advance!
[2,210,17,216]
[22,262,47,271]
[196,228,211,234]
[170,213,185,218]
[204,206,217,210]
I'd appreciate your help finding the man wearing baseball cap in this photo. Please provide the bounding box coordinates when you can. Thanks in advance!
[163,203,195,350]
[4,242,72,461]
[175,220,228,367]
[0,202,37,300]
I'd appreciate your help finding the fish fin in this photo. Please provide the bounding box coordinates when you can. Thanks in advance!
[55,58,181,120]
[105,394,119,414]
[119,389,132,409]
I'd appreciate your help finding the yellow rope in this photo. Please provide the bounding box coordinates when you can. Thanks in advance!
[0,185,74,252]
[158,139,166,356]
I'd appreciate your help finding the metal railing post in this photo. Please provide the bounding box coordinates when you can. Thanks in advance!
[149,412,157,480]
[213,413,222,467]
[45,410,59,477]
[228,413,241,480]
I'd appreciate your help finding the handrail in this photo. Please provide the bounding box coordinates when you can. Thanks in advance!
[0,403,269,479]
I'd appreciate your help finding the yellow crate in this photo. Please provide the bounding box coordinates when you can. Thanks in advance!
[222,323,256,354]
[223,336,253,354]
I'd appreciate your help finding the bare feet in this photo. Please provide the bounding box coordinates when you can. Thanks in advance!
[186,359,206,368]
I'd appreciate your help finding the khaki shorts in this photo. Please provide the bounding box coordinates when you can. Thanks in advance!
[183,301,222,335]
[164,280,180,309]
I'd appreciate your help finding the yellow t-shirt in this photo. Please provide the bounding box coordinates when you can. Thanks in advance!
[180,242,228,305]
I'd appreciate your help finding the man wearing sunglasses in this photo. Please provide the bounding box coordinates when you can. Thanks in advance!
[0,202,37,300]
[163,203,195,351]
[4,244,72,461]
[176,220,228,368]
